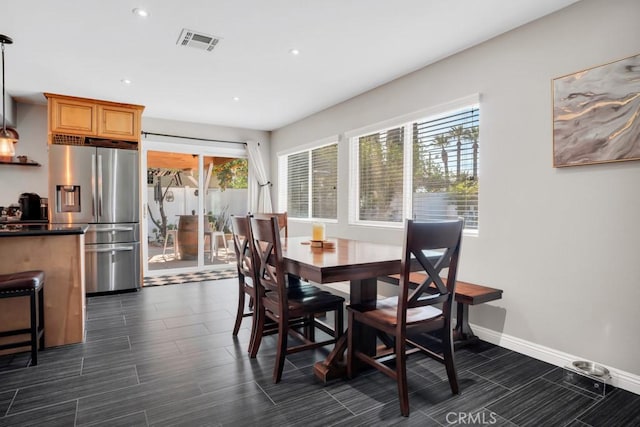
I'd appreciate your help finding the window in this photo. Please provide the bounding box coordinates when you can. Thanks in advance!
[357,127,405,222]
[350,103,479,230]
[279,142,338,220]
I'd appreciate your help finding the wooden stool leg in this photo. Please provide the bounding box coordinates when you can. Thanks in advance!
[30,290,38,366]
[39,286,45,350]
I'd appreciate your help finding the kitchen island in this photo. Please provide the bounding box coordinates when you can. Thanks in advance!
[0,224,86,355]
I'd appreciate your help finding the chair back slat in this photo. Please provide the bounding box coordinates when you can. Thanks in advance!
[250,216,288,312]
[398,219,463,325]
[252,212,288,238]
[230,216,256,281]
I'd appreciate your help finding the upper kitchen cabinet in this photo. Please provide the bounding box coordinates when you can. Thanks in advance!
[45,93,144,144]
[97,104,141,140]
[48,95,97,135]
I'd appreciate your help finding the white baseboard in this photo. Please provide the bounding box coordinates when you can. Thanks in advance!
[471,324,640,396]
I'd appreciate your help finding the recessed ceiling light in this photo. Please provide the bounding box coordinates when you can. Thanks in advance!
[289,48,300,56]
[132,8,149,17]
[121,79,132,85]
[232,96,240,102]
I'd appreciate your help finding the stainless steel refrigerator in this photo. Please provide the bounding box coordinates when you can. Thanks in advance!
[49,144,140,294]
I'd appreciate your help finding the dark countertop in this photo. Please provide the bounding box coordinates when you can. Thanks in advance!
[0,223,87,237]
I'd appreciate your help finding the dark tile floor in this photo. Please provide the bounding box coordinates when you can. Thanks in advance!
[0,279,638,426]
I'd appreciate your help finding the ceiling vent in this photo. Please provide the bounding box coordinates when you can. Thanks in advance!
[176,29,221,52]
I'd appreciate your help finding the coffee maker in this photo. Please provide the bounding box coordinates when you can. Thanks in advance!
[19,193,43,221]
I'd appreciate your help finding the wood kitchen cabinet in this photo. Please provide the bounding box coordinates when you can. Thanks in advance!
[97,104,141,140]
[48,95,97,136]
[45,93,144,143]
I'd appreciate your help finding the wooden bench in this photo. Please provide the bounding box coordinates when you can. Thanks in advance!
[380,273,503,348]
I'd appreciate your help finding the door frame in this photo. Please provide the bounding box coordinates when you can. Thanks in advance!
[140,138,247,277]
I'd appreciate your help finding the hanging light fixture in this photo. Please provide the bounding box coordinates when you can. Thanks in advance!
[0,34,19,162]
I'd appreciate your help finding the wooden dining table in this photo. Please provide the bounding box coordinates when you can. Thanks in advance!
[282,236,403,382]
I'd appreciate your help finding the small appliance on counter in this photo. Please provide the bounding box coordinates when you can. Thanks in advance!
[19,193,43,221]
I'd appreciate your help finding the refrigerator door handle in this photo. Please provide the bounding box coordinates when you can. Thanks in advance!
[86,246,135,253]
[91,153,96,218]
[97,154,103,219]
[95,227,136,233]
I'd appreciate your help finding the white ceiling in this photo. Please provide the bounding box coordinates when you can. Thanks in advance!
[3,0,580,131]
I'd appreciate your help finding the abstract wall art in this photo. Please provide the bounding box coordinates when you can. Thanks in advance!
[553,53,640,167]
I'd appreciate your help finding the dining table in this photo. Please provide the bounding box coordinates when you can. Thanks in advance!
[282,235,404,382]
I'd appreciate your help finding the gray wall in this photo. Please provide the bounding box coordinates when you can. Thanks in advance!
[270,0,640,376]
[0,103,48,206]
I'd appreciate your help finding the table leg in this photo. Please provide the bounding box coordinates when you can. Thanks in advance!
[313,277,378,383]
[453,302,479,348]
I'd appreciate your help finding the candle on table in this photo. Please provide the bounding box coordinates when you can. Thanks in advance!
[312,222,325,241]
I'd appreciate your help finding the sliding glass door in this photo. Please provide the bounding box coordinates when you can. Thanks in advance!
[140,139,248,277]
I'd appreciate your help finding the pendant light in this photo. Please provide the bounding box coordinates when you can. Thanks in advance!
[0,34,19,162]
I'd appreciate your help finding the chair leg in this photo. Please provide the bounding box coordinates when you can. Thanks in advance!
[335,305,344,339]
[346,312,354,379]
[247,306,259,355]
[250,305,266,358]
[334,305,344,361]
[232,279,246,336]
[30,290,38,366]
[273,316,289,383]
[443,327,459,394]
[396,336,409,417]
[304,315,315,341]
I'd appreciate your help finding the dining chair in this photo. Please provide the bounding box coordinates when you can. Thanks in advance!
[346,218,464,417]
[230,215,317,355]
[249,216,345,383]
[252,211,287,238]
[230,215,260,354]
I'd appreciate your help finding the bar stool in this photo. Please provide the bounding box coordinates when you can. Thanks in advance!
[0,271,45,366]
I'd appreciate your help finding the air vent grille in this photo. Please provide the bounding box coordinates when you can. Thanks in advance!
[52,134,85,146]
[176,29,221,52]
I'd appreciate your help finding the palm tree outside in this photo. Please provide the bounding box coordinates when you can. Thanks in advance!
[433,134,451,186]
[449,125,466,181]
[465,126,479,180]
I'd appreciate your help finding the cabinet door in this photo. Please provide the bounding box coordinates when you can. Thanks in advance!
[98,105,140,141]
[50,97,97,135]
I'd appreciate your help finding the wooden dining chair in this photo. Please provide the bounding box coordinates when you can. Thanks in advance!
[249,216,345,383]
[230,215,260,353]
[347,218,464,417]
[252,211,287,238]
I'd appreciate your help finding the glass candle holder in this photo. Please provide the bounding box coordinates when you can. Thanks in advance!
[312,222,325,241]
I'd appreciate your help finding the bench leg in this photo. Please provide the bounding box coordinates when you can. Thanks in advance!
[454,302,479,349]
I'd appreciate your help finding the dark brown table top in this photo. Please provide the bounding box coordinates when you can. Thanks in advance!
[282,236,402,284]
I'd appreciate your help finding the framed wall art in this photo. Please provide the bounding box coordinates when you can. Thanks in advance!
[552,52,640,167]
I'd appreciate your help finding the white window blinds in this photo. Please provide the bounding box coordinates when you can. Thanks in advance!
[357,127,405,222]
[287,151,309,218]
[350,102,479,230]
[413,106,479,229]
[281,142,338,220]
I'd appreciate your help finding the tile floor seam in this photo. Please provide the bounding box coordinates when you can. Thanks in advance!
[504,365,558,394]
[73,398,79,427]
[539,375,603,401]
[322,387,358,417]
[5,396,81,420]
[134,364,141,385]
[3,389,18,417]
[491,376,595,427]
[254,380,277,406]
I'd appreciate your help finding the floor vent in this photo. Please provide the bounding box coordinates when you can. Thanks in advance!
[176,29,221,52]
